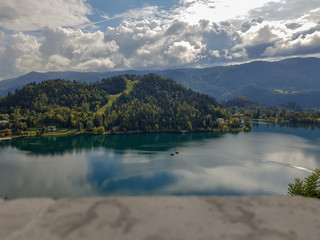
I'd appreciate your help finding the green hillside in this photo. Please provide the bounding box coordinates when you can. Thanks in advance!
[0,75,233,133]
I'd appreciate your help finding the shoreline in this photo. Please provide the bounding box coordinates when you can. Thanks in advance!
[0,135,22,141]
[0,127,249,140]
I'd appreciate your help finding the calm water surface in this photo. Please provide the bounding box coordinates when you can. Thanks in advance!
[1,122,320,199]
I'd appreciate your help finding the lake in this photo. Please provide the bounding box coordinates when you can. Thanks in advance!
[1,122,320,199]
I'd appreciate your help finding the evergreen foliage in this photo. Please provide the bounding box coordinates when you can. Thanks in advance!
[0,74,231,133]
[105,74,226,131]
[224,97,320,125]
[288,169,320,198]
[0,80,107,112]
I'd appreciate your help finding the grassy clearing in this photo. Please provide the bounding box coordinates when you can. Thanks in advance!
[96,93,121,115]
[26,129,78,137]
[274,89,289,94]
[274,89,300,94]
[96,80,139,115]
[126,80,139,92]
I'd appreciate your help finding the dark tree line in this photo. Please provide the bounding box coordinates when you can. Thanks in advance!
[224,97,320,125]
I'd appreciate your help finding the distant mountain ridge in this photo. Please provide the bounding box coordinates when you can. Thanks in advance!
[1,57,320,108]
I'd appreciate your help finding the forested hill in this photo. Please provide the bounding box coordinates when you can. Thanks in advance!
[0,76,127,112]
[0,75,232,132]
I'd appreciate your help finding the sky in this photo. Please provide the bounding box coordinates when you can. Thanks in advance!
[0,0,320,80]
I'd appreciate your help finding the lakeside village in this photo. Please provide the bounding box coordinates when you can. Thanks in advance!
[0,116,252,140]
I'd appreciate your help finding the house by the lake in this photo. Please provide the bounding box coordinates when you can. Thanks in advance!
[217,118,225,124]
[47,126,57,132]
[0,120,9,129]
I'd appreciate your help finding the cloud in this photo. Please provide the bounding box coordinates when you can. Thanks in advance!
[241,17,264,32]
[249,0,320,22]
[0,19,247,79]
[0,30,6,46]
[40,27,121,71]
[172,0,279,24]
[105,19,246,69]
[286,23,303,30]
[110,6,164,22]
[0,33,41,79]
[235,18,320,58]
[264,31,320,57]
[241,25,280,46]
[0,0,91,31]
[0,27,122,79]
[1,0,320,80]
[165,40,202,64]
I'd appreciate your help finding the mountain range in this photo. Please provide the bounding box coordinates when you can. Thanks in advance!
[1,57,320,108]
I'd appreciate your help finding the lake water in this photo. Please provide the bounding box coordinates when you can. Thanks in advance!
[1,122,320,199]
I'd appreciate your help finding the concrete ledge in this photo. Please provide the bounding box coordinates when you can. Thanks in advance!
[1,196,320,240]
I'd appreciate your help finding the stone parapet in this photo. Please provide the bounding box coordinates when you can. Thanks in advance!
[1,196,319,240]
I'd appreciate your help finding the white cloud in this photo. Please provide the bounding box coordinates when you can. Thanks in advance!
[0,27,123,79]
[104,19,243,69]
[0,33,42,79]
[110,6,164,22]
[240,24,282,46]
[234,18,320,58]
[45,55,71,71]
[39,27,121,71]
[1,0,320,80]
[0,19,246,79]
[40,27,118,59]
[264,31,320,57]
[76,58,116,71]
[249,0,320,22]
[175,0,281,24]
[165,40,202,64]
[0,0,91,31]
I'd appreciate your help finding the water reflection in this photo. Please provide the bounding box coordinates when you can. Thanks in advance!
[0,132,228,156]
[0,124,319,199]
[0,151,96,198]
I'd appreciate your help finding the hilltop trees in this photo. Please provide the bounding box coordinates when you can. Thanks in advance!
[104,74,229,132]
[0,74,233,133]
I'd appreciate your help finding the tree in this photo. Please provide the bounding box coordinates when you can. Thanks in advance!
[244,118,252,130]
[86,120,94,130]
[93,126,105,134]
[288,169,320,198]
[97,126,105,134]
[81,102,90,113]
[0,114,9,121]
[4,128,11,136]
[93,114,103,127]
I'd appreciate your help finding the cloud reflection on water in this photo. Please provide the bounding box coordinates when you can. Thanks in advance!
[0,150,97,199]
[0,124,319,198]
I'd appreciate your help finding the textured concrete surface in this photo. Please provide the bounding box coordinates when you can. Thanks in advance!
[0,196,320,240]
